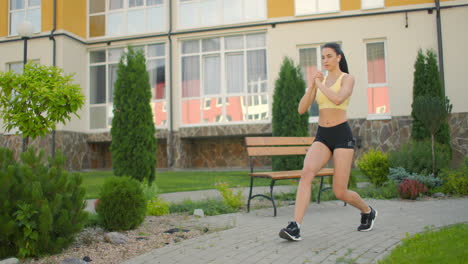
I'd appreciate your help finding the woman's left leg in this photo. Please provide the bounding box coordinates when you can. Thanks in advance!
[332,148,370,213]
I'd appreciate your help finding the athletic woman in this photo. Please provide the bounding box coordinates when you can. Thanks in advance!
[279,43,377,241]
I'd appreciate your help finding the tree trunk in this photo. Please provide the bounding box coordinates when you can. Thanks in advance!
[22,136,29,152]
[431,133,436,175]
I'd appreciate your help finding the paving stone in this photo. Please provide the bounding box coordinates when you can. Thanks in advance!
[124,198,468,264]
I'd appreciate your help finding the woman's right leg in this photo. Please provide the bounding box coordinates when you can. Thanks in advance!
[294,141,332,224]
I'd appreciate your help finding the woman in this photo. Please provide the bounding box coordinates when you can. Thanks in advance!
[279,43,377,241]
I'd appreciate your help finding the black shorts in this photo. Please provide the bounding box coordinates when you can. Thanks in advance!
[314,121,355,152]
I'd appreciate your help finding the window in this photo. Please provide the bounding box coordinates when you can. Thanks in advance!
[9,0,41,35]
[89,43,167,129]
[361,0,384,10]
[299,47,323,122]
[178,0,266,29]
[295,0,339,16]
[366,41,390,116]
[89,0,165,38]
[181,33,268,125]
[8,62,24,74]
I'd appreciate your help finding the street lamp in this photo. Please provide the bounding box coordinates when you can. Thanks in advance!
[17,20,34,152]
[17,20,34,69]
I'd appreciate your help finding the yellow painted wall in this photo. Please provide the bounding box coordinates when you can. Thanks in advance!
[267,0,457,18]
[62,0,87,38]
[42,0,53,32]
[0,0,8,37]
[341,0,361,11]
[40,0,86,38]
[386,0,455,7]
[268,0,294,18]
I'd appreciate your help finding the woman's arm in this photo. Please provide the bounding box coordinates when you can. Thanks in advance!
[315,74,354,105]
[298,82,317,114]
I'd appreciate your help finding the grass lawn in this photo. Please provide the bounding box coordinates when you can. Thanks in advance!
[378,223,468,264]
[80,169,365,199]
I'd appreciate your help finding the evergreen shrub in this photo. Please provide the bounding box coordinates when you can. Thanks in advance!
[111,47,157,183]
[0,148,87,259]
[389,140,451,175]
[411,49,451,149]
[357,149,389,187]
[388,167,443,189]
[272,57,309,171]
[96,176,146,231]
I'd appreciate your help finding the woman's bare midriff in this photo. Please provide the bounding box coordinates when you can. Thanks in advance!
[318,108,347,127]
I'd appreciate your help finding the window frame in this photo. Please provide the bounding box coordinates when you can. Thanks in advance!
[88,43,168,131]
[9,0,42,36]
[361,0,385,10]
[298,44,326,124]
[87,0,167,39]
[179,32,269,127]
[177,0,267,30]
[294,0,340,17]
[364,39,391,120]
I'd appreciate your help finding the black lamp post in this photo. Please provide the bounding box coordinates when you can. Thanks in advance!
[17,20,34,152]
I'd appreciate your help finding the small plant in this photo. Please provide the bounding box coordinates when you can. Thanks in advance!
[147,197,170,216]
[215,182,243,209]
[398,179,428,200]
[440,158,468,195]
[169,199,238,216]
[388,167,443,189]
[96,176,146,231]
[357,149,389,187]
[141,180,160,202]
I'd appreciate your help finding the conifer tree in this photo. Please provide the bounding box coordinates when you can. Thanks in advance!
[111,47,157,183]
[272,57,309,171]
[411,49,451,149]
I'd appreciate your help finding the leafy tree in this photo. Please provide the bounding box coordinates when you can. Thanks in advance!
[411,49,451,149]
[272,57,309,171]
[111,47,157,183]
[0,62,84,151]
[413,96,452,175]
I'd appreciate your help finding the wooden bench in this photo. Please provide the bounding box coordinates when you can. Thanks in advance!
[245,136,340,216]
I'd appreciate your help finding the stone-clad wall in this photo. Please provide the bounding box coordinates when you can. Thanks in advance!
[0,131,89,170]
[0,113,466,170]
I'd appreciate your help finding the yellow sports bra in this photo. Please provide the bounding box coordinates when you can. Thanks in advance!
[316,73,350,110]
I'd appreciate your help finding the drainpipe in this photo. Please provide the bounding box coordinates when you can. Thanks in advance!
[435,0,446,97]
[50,0,57,158]
[168,0,174,168]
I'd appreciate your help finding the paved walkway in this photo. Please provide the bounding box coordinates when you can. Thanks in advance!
[124,198,468,264]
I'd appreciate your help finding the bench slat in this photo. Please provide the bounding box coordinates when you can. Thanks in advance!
[247,146,309,156]
[250,168,334,179]
[245,137,314,146]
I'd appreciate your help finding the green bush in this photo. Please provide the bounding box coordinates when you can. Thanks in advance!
[357,149,389,187]
[0,148,87,259]
[389,140,451,175]
[169,199,238,216]
[272,57,309,171]
[146,197,170,216]
[215,182,243,209]
[440,158,468,195]
[96,176,146,231]
[388,167,443,189]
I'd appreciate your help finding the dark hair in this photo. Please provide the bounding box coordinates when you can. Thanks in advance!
[322,42,349,73]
